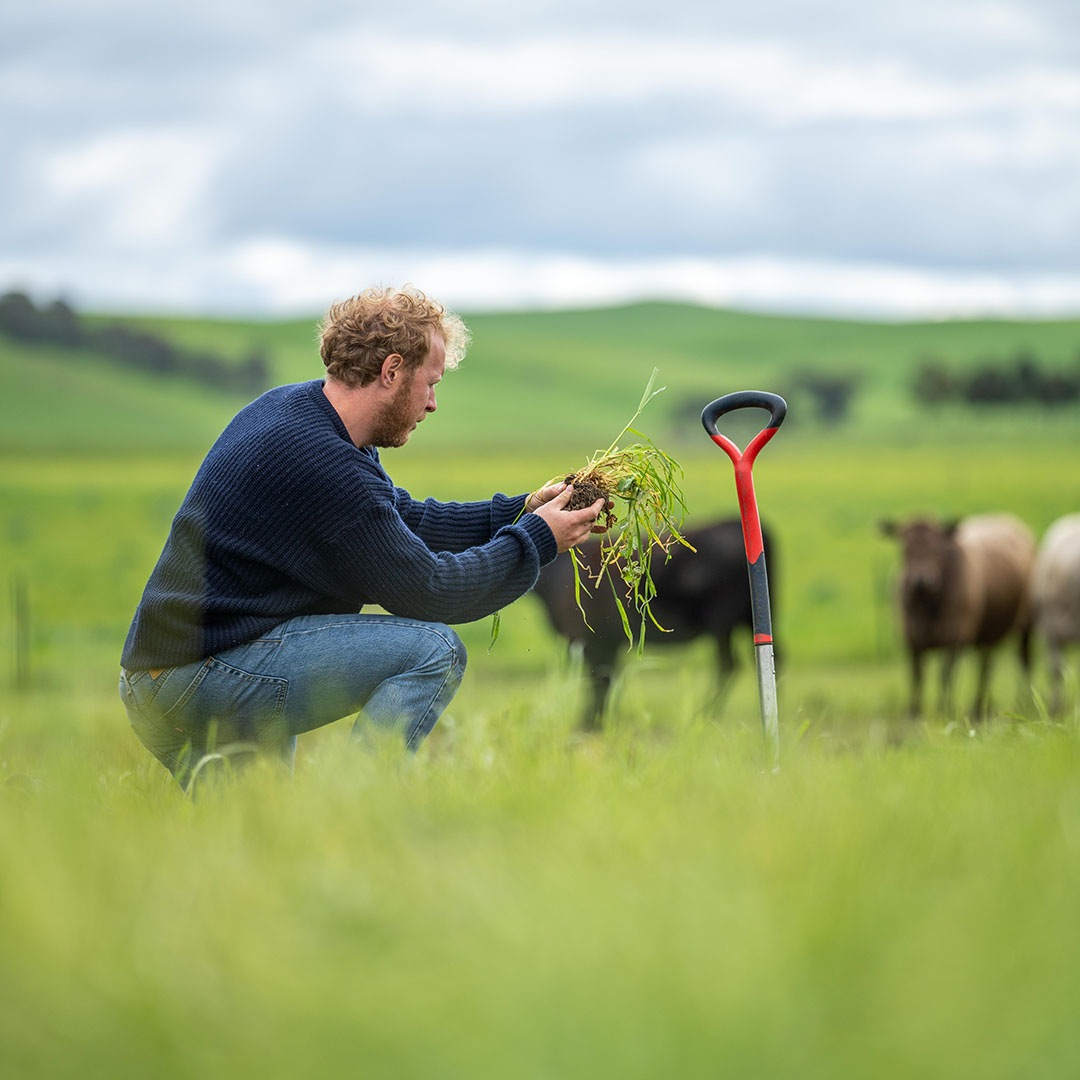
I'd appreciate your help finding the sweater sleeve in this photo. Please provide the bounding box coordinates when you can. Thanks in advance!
[394,488,529,553]
[301,488,558,624]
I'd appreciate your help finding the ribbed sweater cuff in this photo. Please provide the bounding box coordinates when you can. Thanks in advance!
[515,512,559,566]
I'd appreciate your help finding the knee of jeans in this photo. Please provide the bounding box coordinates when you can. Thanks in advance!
[443,625,468,681]
[422,624,467,683]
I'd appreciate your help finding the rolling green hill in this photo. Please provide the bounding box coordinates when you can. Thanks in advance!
[2,301,1077,454]
[0,338,244,455]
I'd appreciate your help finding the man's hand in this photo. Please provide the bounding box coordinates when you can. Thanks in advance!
[529,484,607,552]
[526,482,615,536]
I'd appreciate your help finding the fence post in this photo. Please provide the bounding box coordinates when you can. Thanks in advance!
[11,572,30,692]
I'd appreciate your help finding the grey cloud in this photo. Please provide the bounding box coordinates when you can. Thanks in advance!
[3,0,1080,309]
[193,89,1079,272]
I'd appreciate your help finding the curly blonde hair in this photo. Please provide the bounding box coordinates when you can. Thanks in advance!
[319,285,469,387]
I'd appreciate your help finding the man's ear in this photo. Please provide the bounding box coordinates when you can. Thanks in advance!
[380,353,404,387]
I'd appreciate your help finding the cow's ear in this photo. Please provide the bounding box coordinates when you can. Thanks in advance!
[879,519,898,538]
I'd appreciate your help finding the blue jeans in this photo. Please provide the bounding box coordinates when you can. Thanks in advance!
[119,613,467,789]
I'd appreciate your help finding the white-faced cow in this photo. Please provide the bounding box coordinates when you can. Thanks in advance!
[531,519,777,730]
[1032,513,1080,715]
[880,514,1035,719]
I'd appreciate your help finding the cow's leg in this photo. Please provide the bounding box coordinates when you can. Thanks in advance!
[939,647,959,717]
[1047,637,1065,717]
[909,647,925,718]
[972,646,993,721]
[707,633,737,715]
[1017,623,1034,713]
[583,669,613,731]
[582,643,617,731]
[1018,624,1032,679]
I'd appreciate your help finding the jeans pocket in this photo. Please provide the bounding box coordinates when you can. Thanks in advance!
[166,656,289,746]
[124,660,209,725]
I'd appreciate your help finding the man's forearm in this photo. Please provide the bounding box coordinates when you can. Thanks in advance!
[397,489,529,551]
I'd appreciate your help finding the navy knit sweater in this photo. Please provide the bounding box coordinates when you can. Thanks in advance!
[121,380,558,670]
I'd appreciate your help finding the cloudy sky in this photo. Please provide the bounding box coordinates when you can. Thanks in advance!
[3,0,1080,317]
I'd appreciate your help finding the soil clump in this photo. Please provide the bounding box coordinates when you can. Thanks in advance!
[564,472,615,528]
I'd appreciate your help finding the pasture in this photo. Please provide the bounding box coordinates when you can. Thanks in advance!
[2,303,1080,1076]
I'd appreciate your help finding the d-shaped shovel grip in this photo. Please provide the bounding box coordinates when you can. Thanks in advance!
[701,391,787,469]
[701,390,787,637]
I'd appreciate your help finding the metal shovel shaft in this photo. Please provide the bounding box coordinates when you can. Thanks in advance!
[756,642,779,764]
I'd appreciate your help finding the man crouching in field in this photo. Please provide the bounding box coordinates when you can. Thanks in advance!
[119,286,607,790]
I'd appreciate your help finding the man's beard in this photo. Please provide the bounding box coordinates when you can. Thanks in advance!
[370,377,419,448]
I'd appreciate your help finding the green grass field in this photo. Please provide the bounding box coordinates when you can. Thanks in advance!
[2,303,1079,1077]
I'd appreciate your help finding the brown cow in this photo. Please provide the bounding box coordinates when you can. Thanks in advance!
[531,519,777,730]
[880,514,1035,719]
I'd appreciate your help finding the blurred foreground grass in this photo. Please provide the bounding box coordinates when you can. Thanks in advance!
[2,673,1079,1078]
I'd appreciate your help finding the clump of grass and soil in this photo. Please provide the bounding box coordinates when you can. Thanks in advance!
[545,369,694,651]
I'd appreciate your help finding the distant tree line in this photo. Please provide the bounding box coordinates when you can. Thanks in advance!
[671,368,860,437]
[0,290,271,397]
[913,351,1080,407]
[785,371,858,425]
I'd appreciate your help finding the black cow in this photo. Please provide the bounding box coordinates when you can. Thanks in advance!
[531,519,778,729]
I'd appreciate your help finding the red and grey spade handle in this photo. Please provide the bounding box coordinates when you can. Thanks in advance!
[701,391,787,763]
